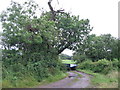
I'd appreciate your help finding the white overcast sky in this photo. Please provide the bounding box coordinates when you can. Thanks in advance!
[0,0,119,56]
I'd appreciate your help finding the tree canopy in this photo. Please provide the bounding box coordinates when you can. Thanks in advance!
[0,0,92,84]
[73,34,118,62]
[0,0,92,56]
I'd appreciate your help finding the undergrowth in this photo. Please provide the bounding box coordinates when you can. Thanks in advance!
[77,69,118,88]
[2,71,68,88]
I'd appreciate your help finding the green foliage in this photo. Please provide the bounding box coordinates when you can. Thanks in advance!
[93,59,112,74]
[112,58,119,69]
[2,74,38,88]
[2,70,68,88]
[73,34,118,62]
[62,60,76,64]
[77,59,118,74]
[77,60,93,70]
[77,69,118,88]
[73,54,89,63]
[0,0,92,87]
[43,72,67,84]
[59,54,72,60]
[55,13,92,53]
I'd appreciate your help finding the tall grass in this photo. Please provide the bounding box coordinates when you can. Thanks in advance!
[62,60,76,64]
[0,61,2,89]
[37,72,68,87]
[2,71,68,88]
[77,69,118,88]
[2,73,39,88]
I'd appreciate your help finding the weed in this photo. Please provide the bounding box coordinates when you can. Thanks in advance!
[77,69,118,88]
[2,71,68,88]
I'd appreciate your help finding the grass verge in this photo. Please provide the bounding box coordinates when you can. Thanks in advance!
[77,69,118,88]
[2,72,68,88]
[36,72,68,87]
[2,74,39,88]
[62,60,76,64]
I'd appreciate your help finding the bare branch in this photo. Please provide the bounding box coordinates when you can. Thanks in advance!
[48,0,56,21]
[48,0,64,21]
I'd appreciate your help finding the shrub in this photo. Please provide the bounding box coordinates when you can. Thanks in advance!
[93,59,112,74]
[77,59,118,74]
[73,54,89,63]
[112,58,119,69]
[77,60,93,70]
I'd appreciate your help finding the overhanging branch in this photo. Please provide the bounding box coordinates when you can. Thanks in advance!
[48,0,64,21]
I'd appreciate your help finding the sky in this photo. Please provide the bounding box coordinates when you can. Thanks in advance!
[0,0,119,56]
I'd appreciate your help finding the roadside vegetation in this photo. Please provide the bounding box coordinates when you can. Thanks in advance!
[3,71,68,88]
[0,0,92,88]
[62,60,76,64]
[77,59,119,88]
[77,69,118,88]
[73,33,119,88]
[0,0,119,88]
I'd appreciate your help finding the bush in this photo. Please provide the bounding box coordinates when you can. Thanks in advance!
[77,60,93,70]
[73,54,89,63]
[93,59,112,74]
[112,58,119,69]
[77,59,118,74]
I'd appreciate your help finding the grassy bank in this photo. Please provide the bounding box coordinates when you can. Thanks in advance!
[36,72,68,87]
[2,74,38,88]
[2,71,68,88]
[62,60,76,64]
[77,69,118,88]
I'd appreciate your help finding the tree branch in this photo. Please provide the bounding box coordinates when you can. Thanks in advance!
[57,41,72,54]
[48,0,64,21]
[48,0,56,21]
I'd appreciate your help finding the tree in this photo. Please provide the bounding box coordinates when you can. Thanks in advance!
[55,13,92,54]
[0,0,93,75]
[0,0,92,57]
[73,34,118,62]
[118,38,120,60]
[59,54,72,60]
[73,53,88,63]
[0,0,92,82]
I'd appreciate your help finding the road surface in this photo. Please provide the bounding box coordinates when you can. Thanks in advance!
[38,71,93,88]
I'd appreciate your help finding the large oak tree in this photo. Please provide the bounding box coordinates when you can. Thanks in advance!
[0,0,92,57]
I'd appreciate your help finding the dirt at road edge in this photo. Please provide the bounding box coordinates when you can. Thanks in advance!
[38,71,93,88]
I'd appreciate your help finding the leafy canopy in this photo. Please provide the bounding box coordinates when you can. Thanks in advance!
[0,0,93,86]
[73,34,118,62]
[0,1,92,55]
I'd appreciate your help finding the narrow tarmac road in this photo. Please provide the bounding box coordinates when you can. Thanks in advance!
[38,71,92,88]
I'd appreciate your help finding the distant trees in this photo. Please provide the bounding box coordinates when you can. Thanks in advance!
[59,54,72,60]
[73,34,118,62]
